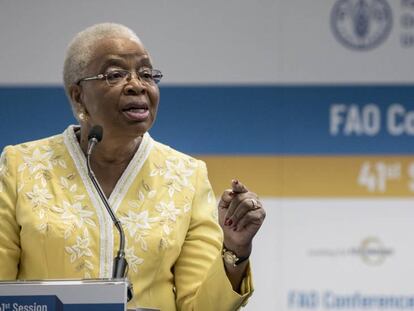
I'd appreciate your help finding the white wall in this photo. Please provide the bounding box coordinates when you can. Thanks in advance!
[2,0,413,85]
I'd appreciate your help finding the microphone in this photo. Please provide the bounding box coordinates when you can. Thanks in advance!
[86,125,133,301]
[87,125,103,157]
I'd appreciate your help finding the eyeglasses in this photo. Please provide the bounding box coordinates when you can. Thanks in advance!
[76,68,163,86]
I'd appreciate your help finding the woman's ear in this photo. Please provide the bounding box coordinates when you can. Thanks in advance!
[69,84,83,107]
[69,85,88,122]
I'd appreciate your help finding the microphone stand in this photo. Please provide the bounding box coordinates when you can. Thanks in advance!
[86,132,133,302]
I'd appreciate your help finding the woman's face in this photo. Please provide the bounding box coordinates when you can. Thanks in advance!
[76,37,160,139]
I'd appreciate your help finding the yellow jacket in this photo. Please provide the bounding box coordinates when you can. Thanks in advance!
[0,126,252,310]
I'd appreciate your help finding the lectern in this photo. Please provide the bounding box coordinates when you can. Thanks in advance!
[0,279,158,311]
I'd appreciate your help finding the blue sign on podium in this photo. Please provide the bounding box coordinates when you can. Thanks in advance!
[0,279,126,311]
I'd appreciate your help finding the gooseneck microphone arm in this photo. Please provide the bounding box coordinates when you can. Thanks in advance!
[86,125,133,301]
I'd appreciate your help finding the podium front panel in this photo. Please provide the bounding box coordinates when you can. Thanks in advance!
[0,279,127,311]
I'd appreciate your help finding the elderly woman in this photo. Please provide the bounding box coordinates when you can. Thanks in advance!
[0,23,265,310]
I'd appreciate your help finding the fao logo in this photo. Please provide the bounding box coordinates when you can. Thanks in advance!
[331,0,393,50]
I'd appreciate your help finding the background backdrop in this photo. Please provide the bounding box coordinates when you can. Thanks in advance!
[1,1,414,310]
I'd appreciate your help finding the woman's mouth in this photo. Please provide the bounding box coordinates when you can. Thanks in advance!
[122,104,150,122]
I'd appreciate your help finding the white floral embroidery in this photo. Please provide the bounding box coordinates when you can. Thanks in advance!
[182,196,193,213]
[159,237,169,250]
[18,147,67,175]
[52,201,96,228]
[128,181,157,209]
[39,209,46,219]
[37,222,48,233]
[165,183,180,198]
[26,184,53,207]
[156,201,181,221]
[19,148,54,174]
[125,246,144,273]
[84,259,94,278]
[151,157,196,198]
[49,177,94,239]
[60,176,78,193]
[17,146,68,188]
[120,210,154,236]
[156,201,181,235]
[128,200,141,209]
[138,190,145,202]
[15,137,96,278]
[164,159,195,197]
[135,231,150,251]
[128,191,145,209]
[120,210,158,251]
[65,228,93,263]
[149,164,166,177]
[34,171,50,188]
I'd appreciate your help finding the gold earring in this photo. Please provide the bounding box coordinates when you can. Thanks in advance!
[78,112,86,121]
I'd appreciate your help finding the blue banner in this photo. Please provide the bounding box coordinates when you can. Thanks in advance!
[1,85,414,155]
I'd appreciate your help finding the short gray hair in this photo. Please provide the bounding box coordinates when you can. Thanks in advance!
[63,23,141,101]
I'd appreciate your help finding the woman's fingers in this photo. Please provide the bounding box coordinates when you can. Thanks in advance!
[231,179,248,194]
[218,189,233,209]
[225,194,261,228]
[219,179,264,230]
[224,180,250,223]
[234,207,266,232]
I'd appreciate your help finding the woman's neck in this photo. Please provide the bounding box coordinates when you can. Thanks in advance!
[77,127,143,198]
[78,127,143,165]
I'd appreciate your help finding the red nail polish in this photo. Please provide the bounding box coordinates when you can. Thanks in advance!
[228,219,233,226]
[229,191,234,196]
[233,179,239,184]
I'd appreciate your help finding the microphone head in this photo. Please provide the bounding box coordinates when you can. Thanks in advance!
[88,125,103,142]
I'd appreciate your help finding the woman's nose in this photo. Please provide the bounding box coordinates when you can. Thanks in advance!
[124,73,146,94]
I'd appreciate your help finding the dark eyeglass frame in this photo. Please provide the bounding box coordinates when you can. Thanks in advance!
[76,68,163,86]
